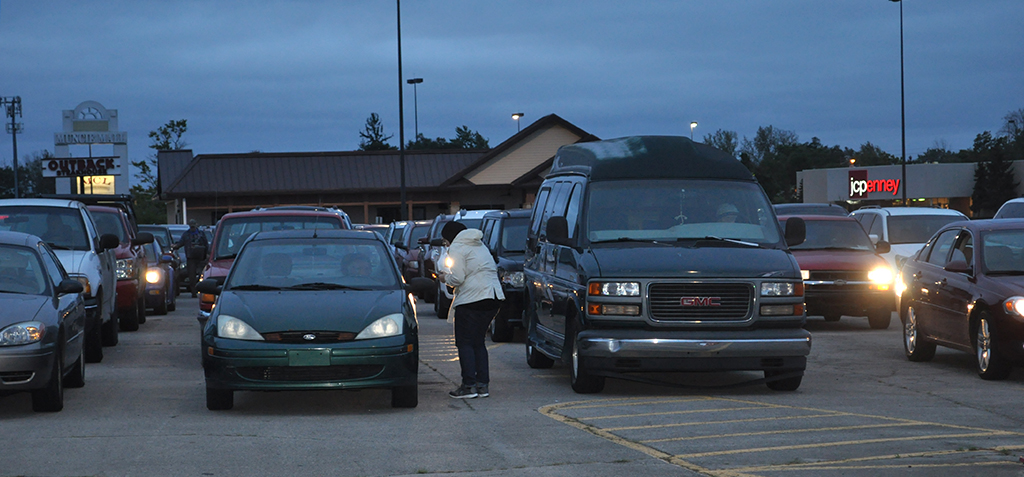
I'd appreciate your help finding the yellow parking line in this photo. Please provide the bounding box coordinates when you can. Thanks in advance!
[732,447,1021,473]
[642,421,922,443]
[675,431,1015,459]
[556,397,714,410]
[586,405,775,421]
[604,413,845,432]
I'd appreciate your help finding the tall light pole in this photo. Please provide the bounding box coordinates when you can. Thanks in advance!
[2,97,23,198]
[690,121,698,140]
[397,0,407,220]
[512,112,524,132]
[407,78,423,140]
[892,0,907,204]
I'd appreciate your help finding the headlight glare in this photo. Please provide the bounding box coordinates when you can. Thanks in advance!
[868,266,894,284]
[1004,297,1024,317]
[588,282,640,296]
[145,269,162,284]
[116,258,136,279]
[356,313,404,340]
[216,315,264,341]
[500,270,525,288]
[761,282,801,297]
[0,321,46,346]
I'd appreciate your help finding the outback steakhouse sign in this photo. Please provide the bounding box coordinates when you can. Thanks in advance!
[43,157,118,178]
[849,170,901,199]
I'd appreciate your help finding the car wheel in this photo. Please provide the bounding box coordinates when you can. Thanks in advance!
[64,343,85,389]
[137,296,147,324]
[903,306,936,362]
[391,383,418,408]
[490,308,514,343]
[526,341,554,369]
[867,310,891,330]
[765,370,803,391]
[822,313,841,322]
[32,345,64,412]
[206,387,234,410]
[569,325,604,394]
[168,292,176,312]
[436,282,452,319]
[120,300,140,331]
[86,318,104,363]
[154,292,169,315]
[975,313,1012,380]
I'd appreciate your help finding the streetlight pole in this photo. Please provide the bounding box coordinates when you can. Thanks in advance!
[690,121,698,141]
[407,78,423,140]
[892,0,907,204]
[512,112,524,133]
[397,0,407,221]
[2,97,23,198]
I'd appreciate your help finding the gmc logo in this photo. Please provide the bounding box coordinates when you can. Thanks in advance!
[681,297,722,307]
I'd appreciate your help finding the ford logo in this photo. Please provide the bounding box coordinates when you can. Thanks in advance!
[302,334,317,341]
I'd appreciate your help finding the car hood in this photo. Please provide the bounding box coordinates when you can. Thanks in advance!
[589,245,799,279]
[53,249,94,275]
[216,289,405,333]
[790,249,888,271]
[206,259,233,280]
[984,275,1024,297]
[0,294,48,327]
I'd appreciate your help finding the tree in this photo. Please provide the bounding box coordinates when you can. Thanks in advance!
[406,126,490,150]
[968,131,1018,218]
[852,142,899,167]
[703,129,739,158]
[756,137,847,203]
[739,125,799,164]
[0,150,56,198]
[358,113,396,151]
[131,119,189,224]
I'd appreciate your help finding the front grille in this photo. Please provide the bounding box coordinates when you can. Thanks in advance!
[806,270,872,292]
[237,365,383,382]
[0,371,35,384]
[649,283,752,320]
[807,271,869,282]
[262,331,356,343]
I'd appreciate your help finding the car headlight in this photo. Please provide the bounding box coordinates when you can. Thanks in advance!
[69,274,91,296]
[800,270,810,280]
[216,315,264,341]
[500,270,525,288]
[408,260,419,269]
[588,281,640,296]
[894,270,907,298]
[1003,297,1024,317]
[761,282,803,297]
[145,269,162,284]
[355,313,404,340]
[868,266,894,291]
[0,321,46,346]
[116,258,136,279]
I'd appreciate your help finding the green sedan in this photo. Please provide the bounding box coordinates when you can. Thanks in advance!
[199,229,433,410]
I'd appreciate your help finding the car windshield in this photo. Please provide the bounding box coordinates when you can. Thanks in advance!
[0,245,48,295]
[788,220,874,251]
[995,202,1024,219]
[983,231,1024,274]
[458,218,483,230]
[214,217,342,260]
[586,179,781,245]
[91,210,127,242]
[0,206,91,251]
[501,217,529,253]
[887,215,964,244]
[225,238,398,290]
[774,204,848,216]
[144,241,163,265]
[141,227,168,247]
[405,224,429,246]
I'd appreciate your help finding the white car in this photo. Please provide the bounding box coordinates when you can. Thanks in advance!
[0,199,120,362]
[850,206,969,273]
[994,198,1024,219]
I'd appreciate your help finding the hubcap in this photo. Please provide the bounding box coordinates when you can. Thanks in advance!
[904,307,918,353]
[572,340,580,379]
[977,318,992,372]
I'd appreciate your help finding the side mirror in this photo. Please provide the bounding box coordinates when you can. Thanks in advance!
[99,233,120,251]
[394,242,407,251]
[868,233,880,245]
[132,232,154,246]
[944,260,972,274]
[546,216,572,247]
[430,238,445,246]
[417,237,429,245]
[159,253,175,264]
[874,240,891,254]
[195,278,222,295]
[784,217,806,247]
[405,277,434,295]
[56,278,84,295]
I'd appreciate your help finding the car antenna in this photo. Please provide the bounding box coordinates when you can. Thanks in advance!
[312,212,320,238]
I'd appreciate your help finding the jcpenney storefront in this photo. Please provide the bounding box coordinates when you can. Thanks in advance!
[797,162,985,216]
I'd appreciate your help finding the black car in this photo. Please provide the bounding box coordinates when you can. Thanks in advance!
[480,209,531,342]
[0,232,87,412]
[898,219,1024,380]
[198,229,432,410]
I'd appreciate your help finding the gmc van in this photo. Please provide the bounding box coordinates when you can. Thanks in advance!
[523,136,810,393]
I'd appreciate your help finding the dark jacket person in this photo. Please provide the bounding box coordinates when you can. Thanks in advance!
[172,219,209,297]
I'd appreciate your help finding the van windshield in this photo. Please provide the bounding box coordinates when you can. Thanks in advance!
[585,179,781,245]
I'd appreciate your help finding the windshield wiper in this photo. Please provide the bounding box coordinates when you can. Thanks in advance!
[794,246,867,251]
[591,237,669,245]
[47,243,72,250]
[288,282,366,291]
[230,284,282,291]
[694,236,761,248]
[216,253,238,261]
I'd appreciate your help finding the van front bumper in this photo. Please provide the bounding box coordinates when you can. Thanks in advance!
[577,328,811,372]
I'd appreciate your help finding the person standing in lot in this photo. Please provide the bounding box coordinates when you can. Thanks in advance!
[442,221,505,399]
[172,219,209,297]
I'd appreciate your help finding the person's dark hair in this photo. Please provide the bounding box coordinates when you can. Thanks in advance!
[441,221,467,243]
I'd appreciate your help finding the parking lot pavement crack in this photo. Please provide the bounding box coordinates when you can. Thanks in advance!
[892,385,1024,428]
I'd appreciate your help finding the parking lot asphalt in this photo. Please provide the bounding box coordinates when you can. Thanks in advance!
[3,302,1024,476]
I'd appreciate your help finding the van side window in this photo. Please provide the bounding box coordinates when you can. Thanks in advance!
[541,182,572,238]
[529,188,551,237]
[564,183,583,239]
[869,215,884,239]
[481,219,495,247]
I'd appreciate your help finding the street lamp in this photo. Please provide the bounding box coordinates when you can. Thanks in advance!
[397,0,407,220]
[512,112,524,132]
[406,78,423,140]
[689,121,698,140]
[891,0,907,204]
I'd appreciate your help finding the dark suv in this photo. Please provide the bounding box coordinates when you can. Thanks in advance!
[88,206,154,331]
[480,209,531,341]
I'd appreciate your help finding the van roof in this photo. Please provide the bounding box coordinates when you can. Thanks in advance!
[550,136,753,182]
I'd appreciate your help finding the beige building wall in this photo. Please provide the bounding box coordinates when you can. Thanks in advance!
[465,125,582,185]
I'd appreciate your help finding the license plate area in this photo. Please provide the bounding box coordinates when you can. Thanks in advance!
[288,349,331,366]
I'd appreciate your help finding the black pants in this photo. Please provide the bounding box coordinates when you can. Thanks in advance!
[453,299,501,387]
[186,258,204,295]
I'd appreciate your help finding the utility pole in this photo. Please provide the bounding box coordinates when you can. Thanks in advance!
[2,97,23,198]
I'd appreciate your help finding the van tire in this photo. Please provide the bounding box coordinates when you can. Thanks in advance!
[120,301,140,331]
[867,310,891,329]
[569,326,604,393]
[490,309,514,343]
[765,370,803,391]
[526,341,554,369]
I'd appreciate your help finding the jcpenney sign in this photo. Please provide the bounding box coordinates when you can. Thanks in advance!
[849,170,901,199]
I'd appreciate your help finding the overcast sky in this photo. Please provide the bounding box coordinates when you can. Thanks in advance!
[1,1,1021,182]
